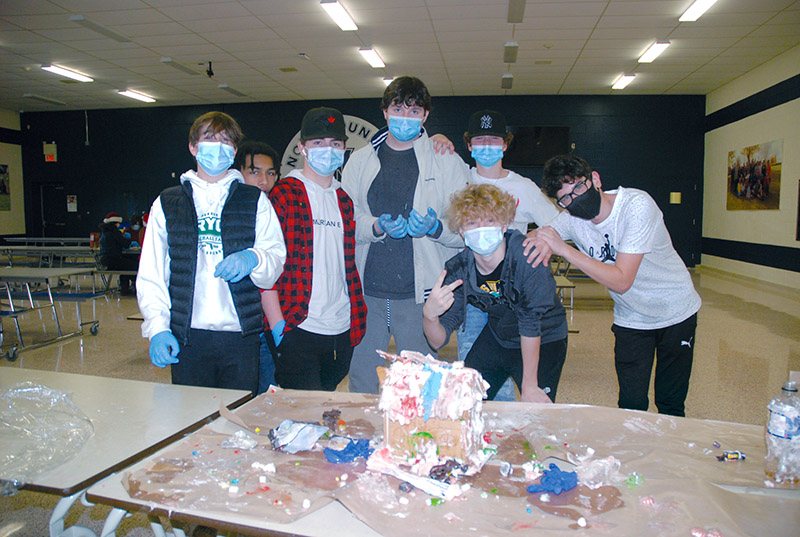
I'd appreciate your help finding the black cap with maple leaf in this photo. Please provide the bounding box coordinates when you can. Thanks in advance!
[300,107,348,142]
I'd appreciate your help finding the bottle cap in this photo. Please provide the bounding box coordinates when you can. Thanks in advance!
[782,380,797,392]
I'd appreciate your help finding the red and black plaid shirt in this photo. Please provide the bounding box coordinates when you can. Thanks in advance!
[268,176,367,346]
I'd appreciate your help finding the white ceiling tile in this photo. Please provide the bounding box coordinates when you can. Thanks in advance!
[156,2,254,21]
[591,28,676,40]
[90,9,172,26]
[0,1,69,16]
[752,22,800,37]
[0,30,52,44]
[526,2,609,17]
[2,14,76,30]
[603,1,686,17]
[0,0,795,110]
[114,22,188,38]
[597,15,678,29]
[709,0,796,13]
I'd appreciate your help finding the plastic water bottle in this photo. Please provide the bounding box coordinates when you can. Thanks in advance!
[765,380,800,485]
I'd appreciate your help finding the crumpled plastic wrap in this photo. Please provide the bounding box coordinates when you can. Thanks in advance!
[0,381,94,496]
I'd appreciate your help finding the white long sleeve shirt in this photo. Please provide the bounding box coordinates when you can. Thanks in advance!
[137,169,286,339]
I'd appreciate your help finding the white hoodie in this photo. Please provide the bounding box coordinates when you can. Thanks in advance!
[137,169,286,339]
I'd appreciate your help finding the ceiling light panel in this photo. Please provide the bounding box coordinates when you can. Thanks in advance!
[41,65,93,82]
[612,74,636,89]
[218,84,247,97]
[359,47,385,68]
[679,0,719,22]
[118,90,156,103]
[161,57,200,75]
[638,42,671,63]
[70,14,131,42]
[23,93,67,106]
[321,1,358,31]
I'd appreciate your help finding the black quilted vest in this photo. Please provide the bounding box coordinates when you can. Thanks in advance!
[160,180,264,344]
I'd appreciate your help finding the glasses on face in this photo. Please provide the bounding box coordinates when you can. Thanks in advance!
[556,177,591,208]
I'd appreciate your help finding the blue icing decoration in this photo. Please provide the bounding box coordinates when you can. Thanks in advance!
[420,368,443,422]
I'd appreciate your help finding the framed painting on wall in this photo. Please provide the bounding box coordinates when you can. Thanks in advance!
[726,139,782,210]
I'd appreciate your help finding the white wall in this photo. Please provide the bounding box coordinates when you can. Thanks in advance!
[0,108,25,235]
[702,45,800,289]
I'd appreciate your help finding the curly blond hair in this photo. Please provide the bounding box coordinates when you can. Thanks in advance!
[446,184,516,232]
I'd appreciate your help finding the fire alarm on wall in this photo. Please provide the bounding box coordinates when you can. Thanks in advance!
[43,141,57,162]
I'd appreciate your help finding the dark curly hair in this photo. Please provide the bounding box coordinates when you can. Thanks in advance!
[541,154,593,198]
[233,141,280,177]
[381,76,432,111]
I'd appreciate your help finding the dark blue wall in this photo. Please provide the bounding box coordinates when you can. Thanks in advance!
[20,94,706,265]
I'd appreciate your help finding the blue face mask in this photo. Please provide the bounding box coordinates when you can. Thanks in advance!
[195,142,235,177]
[464,226,505,256]
[306,146,345,177]
[471,144,504,168]
[388,115,423,142]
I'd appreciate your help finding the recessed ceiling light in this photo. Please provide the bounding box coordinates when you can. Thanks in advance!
[70,14,130,42]
[23,93,67,106]
[118,90,156,103]
[382,77,394,86]
[320,0,358,31]
[359,47,385,68]
[218,84,247,97]
[679,0,719,22]
[612,74,636,90]
[41,65,93,82]
[161,57,199,75]
[638,42,670,63]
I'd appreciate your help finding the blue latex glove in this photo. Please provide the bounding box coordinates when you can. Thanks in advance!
[214,249,258,283]
[271,319,286,347]
[407,207,440,237]
[377,214,408,239]
[324,438,374,463]
[526,463,578,495]
[130,241,140,248]
[123,232,131,239]
[150,330,180,368]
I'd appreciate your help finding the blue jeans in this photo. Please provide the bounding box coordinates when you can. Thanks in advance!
[257,331,276,395]
[457,304,516,402]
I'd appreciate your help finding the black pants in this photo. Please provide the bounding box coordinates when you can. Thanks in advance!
[465,326,568,402]
[170,328,259,393]
[612,313,698,417]
[274,327,353,391]
[103,255,139,291]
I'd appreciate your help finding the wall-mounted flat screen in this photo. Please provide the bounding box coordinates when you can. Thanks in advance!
[503,126,570,167]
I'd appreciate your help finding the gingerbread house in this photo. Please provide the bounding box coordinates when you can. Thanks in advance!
[376,350,489,475]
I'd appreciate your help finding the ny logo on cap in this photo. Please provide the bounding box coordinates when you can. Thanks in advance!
[480,115,492,129]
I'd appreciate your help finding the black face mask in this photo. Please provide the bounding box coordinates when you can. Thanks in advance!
[567,183,601,220]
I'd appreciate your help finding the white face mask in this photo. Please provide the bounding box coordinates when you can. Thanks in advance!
[464,226,504,256]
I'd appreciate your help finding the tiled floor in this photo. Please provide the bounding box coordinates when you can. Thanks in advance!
[1,267,798,536]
